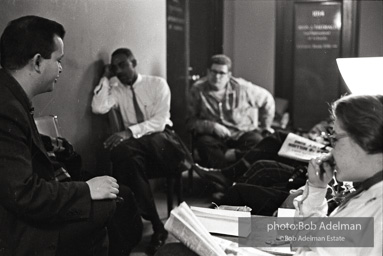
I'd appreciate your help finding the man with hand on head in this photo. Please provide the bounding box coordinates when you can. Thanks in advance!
[92,48,192,255]
[187,54,275,168]
[0,16,118,256]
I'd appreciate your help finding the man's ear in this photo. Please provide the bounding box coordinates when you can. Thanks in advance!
[32,54,43,73]
[132,59,137,67]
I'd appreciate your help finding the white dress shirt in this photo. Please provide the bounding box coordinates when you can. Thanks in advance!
[91,74,172,139]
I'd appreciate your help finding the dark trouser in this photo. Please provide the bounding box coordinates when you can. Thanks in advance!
[108,185,143,256]
[219,160,306,216]
[110,128,189,231]
[220,131,305,181]
[195,130,264,168]
[56,199,116,256]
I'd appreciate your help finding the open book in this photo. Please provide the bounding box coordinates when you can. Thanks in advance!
[278,133,330,162]
[165,202,274,256]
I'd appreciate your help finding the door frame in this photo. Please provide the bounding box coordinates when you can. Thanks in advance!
[274,0,360,128]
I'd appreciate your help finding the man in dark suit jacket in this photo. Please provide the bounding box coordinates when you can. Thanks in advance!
[0,16,119,256]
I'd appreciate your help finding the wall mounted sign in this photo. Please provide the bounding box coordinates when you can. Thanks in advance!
[293,2,342,130]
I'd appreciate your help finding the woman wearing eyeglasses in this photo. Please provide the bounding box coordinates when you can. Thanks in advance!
[294,94,382,256]
[155,95,382,256]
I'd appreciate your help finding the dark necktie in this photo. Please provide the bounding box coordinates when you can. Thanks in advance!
[130,85,144,123]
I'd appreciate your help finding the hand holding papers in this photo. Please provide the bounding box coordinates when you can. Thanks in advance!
[278,133,330,162]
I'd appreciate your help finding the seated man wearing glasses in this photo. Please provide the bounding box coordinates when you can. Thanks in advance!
[187,54,275,168]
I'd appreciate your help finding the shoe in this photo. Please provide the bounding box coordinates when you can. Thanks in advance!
[212,191,225,202]
[193,164,232,189]
[145,229,168,255]
[224,148,237,162]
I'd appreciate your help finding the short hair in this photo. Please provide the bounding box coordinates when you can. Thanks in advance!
[331,94,383,154]
[111,48,136,66]
[208,54,232,71]
[0,15,65,70]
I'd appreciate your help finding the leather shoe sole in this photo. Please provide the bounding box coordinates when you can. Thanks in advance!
[193,164,232,189]
[145,229,168,255]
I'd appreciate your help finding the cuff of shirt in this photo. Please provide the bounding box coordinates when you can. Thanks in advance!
[294,181,328,216]
[129,124,143,139]
[305,182,328,202]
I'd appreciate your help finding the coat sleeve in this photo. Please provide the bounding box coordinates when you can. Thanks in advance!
[186,78,216,135]
[0,101,92,224]
[239,78,275,131]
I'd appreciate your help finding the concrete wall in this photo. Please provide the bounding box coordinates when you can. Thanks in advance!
[0,0,166,174]
[358,0,383,57]
[223,0,276,95]
[223,0,383,95]
[0,0,381,174]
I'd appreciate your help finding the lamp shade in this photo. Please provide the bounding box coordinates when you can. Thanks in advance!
[336,57,383,95]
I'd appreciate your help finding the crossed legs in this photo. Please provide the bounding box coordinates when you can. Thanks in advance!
[110,130,186,254]
[194,130,264,168]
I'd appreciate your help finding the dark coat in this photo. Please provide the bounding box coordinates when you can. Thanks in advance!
[0,69,91,256]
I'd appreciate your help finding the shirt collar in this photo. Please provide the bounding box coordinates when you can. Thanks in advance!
[203,77,237,96]
[132,73,142,88]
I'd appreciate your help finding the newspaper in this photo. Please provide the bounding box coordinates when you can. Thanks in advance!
[165,202,274,256]
[277,133,329,162]
[165,202,227,256]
